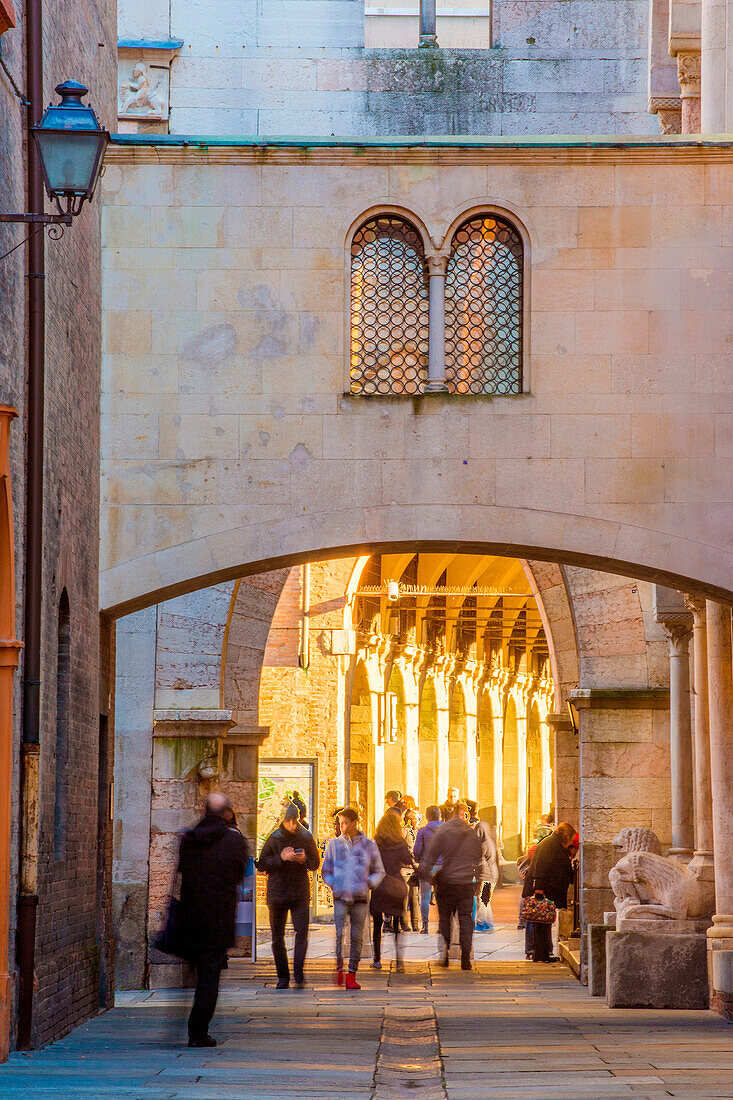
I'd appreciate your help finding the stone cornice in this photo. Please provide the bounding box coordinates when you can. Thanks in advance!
[153,708,235,737]
[106,135,733,168]
[569,688,669,711]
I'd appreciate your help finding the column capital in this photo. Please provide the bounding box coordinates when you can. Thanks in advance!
[677,50,702,97]
[661,614,693,651]
[426,252,449,276]
[684,594,707,621]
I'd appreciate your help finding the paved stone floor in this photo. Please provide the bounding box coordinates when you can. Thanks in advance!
[3,931,733,1100]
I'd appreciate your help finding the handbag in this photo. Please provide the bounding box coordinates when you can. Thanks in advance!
[521,890,556,925]
[381,872,408,901]
[154,896,191,958]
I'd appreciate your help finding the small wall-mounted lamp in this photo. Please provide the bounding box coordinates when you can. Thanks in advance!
[567,699,580,735]
[1,80,108,228]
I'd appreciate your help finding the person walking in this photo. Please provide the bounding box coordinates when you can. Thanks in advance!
[413,805,442,934]
[370,812,414,971]
[468,802,499,933]
[176,792,248,1047]
[385,789,402,811]
[419,802,482,970]
[322,806,384,990]
[439,787,460,821]
[256,802,320,989]
[402,804,421,932]
[521,821,576,962]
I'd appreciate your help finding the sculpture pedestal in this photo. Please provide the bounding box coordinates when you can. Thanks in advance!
[587,923,614,997]
[606,931,709,1009]
[617,916,711,934]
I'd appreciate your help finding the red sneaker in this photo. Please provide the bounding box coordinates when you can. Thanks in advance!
[334,969,344,986]
[345,972,361,990]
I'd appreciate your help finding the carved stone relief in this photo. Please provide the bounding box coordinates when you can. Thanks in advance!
[118,60,168,120]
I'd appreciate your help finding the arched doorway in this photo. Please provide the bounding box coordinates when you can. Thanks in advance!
[419,678,439,809]
[349,660,375,833]
[502,695,522,859]
[526,700,543,841]
[477,690,495,817]
[448,681,468,798]
[384,664,407,800]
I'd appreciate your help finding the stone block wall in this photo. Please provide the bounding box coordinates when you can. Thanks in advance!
[567,570,672,928]
[117,0,658,135]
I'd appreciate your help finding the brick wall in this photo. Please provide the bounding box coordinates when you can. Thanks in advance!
[0,0,117,1048]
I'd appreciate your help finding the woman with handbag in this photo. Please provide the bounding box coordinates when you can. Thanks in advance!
[370,812,415,971]
[521,822,576,962]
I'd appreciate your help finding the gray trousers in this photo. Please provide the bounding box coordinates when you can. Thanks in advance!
[333,898,368,973]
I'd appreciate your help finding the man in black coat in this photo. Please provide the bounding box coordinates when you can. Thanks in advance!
[256,802,320,989]
[178,792,248,1046]
[521,821,576,962]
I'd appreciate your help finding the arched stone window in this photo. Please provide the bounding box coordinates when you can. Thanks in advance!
[445,213,524,394]
[350,214,429,395]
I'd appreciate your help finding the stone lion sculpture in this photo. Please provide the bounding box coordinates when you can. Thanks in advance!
[609,827,714,922]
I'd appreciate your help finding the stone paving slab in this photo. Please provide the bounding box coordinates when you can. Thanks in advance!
[3,958,733,1099]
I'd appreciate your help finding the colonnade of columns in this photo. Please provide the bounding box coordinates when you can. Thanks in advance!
[658,590,733,1018]
[349,631,554,851]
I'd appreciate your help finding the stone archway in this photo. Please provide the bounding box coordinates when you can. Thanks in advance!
[476,690,495,815]
[502,695,522,860]
[418,678,440,810]
[448,681,468,799]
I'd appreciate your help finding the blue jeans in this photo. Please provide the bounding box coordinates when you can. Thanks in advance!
[419,878,432,930]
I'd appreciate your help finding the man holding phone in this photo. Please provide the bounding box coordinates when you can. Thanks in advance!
[256,802,320,988]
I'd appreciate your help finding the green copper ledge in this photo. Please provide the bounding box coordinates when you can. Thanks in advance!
[109,133,733,149]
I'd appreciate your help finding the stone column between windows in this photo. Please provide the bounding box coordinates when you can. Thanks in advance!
[706,601,733,1021]
[662,616,695,859]
[426,253,448,393]
[686,596,715,874]
[677,50,702,132]
[419,0,438,47]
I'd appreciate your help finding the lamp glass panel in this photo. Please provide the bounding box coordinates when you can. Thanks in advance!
[35,130,102,194]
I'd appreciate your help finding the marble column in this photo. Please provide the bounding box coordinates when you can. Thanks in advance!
[418,0,438,47]
[663,619,695,859]
[701,0,727,131]
[677,50,702,131]
[685,597,714,871]
[706,601,733,1021]
[425,254,449,393]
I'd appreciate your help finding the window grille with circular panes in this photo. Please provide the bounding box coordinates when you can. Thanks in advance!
[445,214,523,395]
[350,215,429,395]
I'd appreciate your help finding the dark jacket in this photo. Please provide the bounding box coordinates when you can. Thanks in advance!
[256,822,320,905]
[413,819,442,871]
[370,838,414,918]
[419,818,483,886]
[178,813,248,955]
[521,832,573,909]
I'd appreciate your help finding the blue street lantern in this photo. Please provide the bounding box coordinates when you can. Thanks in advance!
[30,80,109,218]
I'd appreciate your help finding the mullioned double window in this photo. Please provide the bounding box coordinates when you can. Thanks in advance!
[350,211,524,396]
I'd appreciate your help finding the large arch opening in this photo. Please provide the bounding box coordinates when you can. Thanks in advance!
[108,539,686,992]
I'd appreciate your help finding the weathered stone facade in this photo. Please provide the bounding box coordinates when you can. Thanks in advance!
[117,0,659,136]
